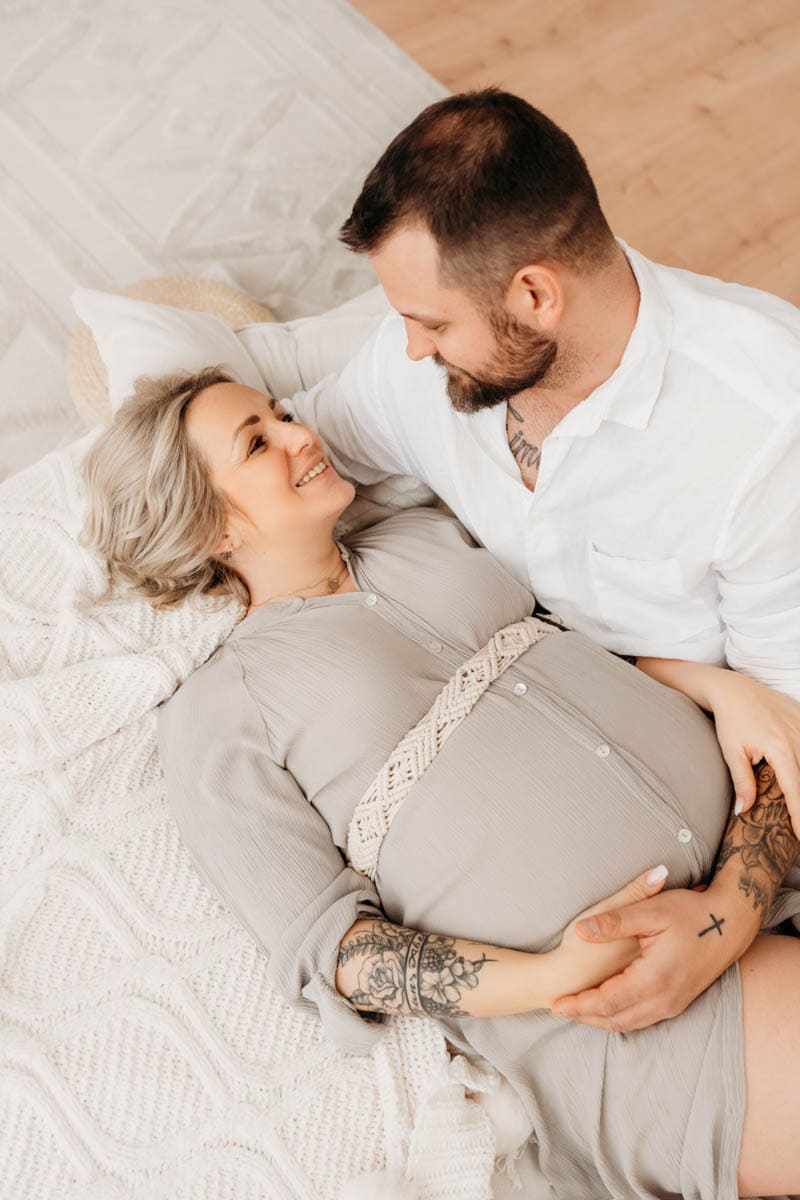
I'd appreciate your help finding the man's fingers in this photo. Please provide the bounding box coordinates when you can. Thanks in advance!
[551,969,650,1022]
[553,1004,664,1033]
[575,897,667,943]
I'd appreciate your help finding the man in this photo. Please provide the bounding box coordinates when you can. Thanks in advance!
[288,88,800,1031]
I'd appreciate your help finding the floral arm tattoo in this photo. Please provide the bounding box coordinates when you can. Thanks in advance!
[336,919,495,1018]
[712,759,800,917]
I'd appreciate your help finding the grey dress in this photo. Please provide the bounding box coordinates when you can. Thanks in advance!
[157,507,800,1200]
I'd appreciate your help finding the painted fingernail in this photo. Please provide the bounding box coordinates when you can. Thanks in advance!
[734,797,744,817]
[581,918,599,936]
[646,865,669,885]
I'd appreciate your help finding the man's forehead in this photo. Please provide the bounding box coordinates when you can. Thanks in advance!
[371,229,471,319]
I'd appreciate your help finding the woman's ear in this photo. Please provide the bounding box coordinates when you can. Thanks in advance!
[506,263,565,331]
[215,533,238,560]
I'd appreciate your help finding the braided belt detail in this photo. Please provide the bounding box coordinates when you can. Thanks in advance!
[345,615,560,882]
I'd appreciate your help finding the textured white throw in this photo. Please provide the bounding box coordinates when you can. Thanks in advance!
[0,436,530,1200]
[347,618,558,882]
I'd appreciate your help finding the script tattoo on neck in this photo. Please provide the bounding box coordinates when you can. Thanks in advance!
[507,403,541,471]
[336,919,495,1018]
[713,760,800,916]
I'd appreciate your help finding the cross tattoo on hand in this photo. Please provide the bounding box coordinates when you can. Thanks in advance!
[698,913,726,937]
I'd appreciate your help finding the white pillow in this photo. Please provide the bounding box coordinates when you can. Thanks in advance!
[70,283,435,525]
[70,288,267,411]
[70,284,391,412]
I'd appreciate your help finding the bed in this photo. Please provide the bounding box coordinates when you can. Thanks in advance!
[0,3,547,1196]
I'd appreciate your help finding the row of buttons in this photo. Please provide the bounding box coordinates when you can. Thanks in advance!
[509,688,695,844]
[365,595,444,657]
[364,590,695,849]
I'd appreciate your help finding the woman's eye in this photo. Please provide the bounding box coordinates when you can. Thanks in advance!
[280,412,295,423]
[247,434,266,457]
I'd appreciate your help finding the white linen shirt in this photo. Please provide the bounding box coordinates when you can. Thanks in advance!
[288,241,800,699]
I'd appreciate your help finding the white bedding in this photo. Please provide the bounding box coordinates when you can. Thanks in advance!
[2,428,537,1199]
[0,3,548,1196]
[0,0,446,480]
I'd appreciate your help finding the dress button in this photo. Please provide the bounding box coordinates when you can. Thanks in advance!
[595,743,611,758]
[677,827,693,844]
[513,682,527,696]
[365,593,378,607]
[427,640,443,654]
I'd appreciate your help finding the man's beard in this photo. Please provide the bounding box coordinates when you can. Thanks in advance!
[436,309,558,414]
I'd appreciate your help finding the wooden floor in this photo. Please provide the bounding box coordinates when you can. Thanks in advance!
[350,0,800,304]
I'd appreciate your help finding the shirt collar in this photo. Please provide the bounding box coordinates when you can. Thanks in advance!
[552,238,674,438]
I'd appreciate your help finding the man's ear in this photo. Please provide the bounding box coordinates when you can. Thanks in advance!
[506,263,564,331]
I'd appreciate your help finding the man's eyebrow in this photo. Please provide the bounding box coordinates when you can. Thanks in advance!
[400,311,445,325]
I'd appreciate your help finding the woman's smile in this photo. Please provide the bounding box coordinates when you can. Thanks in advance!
[295,460,331,488]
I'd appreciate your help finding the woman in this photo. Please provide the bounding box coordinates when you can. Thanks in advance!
[82,365,800,1200]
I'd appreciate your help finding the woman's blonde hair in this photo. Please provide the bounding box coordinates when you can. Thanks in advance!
[81,365,250,611]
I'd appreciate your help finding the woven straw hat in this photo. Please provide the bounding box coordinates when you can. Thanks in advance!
[67,276,276,429]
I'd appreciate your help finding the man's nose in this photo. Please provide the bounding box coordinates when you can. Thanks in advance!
[404,320,436,362]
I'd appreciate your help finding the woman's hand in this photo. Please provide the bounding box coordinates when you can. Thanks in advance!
[543,865,669,1008]
[703,669,800,837]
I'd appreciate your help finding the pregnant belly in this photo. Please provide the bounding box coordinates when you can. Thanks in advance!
[375,634,733,953]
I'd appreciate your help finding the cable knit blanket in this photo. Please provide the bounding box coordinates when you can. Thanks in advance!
[0,432,530,1199]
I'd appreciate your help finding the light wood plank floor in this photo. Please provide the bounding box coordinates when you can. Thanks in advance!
[350,0,800,304]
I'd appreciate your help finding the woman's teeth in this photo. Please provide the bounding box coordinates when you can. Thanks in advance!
[297,462,328,487]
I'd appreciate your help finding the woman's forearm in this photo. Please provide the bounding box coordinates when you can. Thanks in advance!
[635,656,724,711]
[335,917,558,1018]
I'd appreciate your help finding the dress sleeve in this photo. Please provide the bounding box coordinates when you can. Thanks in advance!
[714,416,800,701]
[156,643,390,1055]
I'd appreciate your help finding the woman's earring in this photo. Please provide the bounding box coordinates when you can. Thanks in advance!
[220,538,235,561]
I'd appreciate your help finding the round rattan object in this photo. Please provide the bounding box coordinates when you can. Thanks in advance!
[67,276,276,429]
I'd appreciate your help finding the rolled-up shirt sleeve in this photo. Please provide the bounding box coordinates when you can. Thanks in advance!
[715,416,800,700]
[285,314,421,486]
[156,643,390,1055]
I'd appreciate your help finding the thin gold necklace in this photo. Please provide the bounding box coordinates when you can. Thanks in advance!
[247,560,349,611]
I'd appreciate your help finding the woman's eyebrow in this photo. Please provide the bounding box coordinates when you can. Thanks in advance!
[230,398,278,451]
[230,413,261,450]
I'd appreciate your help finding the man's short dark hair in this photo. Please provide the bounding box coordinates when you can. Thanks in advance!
[339,88,615,307]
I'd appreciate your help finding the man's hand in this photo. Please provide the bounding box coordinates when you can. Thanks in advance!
[549,885,756,1032]
[552,760,799,1032]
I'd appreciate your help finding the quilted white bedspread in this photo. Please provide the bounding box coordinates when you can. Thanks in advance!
[0,433,519,1199]
[0,3,535,1197]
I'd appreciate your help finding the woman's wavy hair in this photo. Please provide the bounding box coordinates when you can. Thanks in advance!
[80,365,250,611]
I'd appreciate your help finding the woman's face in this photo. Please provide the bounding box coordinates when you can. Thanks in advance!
[185,381,355,551]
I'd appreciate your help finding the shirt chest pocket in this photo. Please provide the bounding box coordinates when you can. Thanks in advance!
[588,542,702,639]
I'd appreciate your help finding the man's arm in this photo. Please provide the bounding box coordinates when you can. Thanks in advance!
[287,312,422,486]
[712,758,800,917]
[715,415,800,703]
[551,760,800,1032]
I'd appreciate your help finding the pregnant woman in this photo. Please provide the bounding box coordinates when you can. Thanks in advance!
[82,367,800,1200]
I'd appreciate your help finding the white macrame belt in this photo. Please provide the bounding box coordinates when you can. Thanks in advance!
[346,615,560,881]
